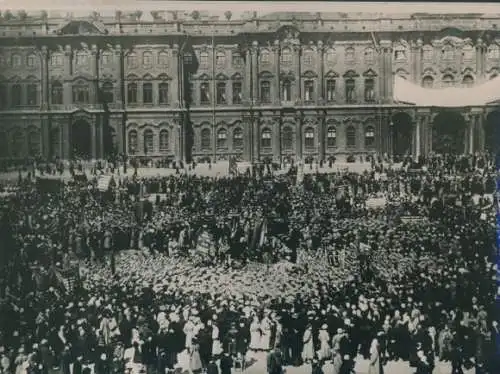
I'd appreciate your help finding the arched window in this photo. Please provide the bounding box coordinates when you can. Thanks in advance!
[442,74,454,88]
[282,126,293,150]
[143,82,153,104]
[101,81,114,103]
[128,130,138,154]
[304,127,315,148]
[159,130,169,153]
[51,81,63,104]
[158,51,169,66]
[325,48,336,63]
[281,48,292,65]
[282,79,292,102]
[422,76,434,88]
[346,125,356,148]
[28,130,40,156]
[488,44,500,59]
[462,75,474,88]
[143,129,154,154]
[72,80,89,104]
[11,130,25,157]
[75,51,88,66]
[260,81,271,103]
[142,52,153,66]
[365,126,375,148]
[260,50,270,64]
[200,81,210,104]
[201,128,211,150]
[217,128,228,148]
[327,126,336,147]
[127,83,137,104]
[304,80,314,102]
[261,128,272,148]
[11,54,22,67]
[200,51,209,68]
[233,128,243,150]
[11,84,22,106]
[364,78,375,102]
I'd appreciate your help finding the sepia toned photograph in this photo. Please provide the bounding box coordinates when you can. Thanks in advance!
[0,1,498,374]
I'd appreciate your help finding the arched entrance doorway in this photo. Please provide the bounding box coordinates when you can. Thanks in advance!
[391,112,413,157]
[71,120,92,159]
[485,110,500,155]
[432,111,466,154]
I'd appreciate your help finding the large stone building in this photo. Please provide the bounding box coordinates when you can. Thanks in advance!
[1,10,500,163]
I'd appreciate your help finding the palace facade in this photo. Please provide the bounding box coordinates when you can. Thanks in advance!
[1,10,500,162]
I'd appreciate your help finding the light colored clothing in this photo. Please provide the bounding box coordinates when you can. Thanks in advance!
[212,325,222,356]
[302,328,314,361]
[318,329,331,360]
[368,339,381,374]
[260,318,271,351]
[249,321,261,350]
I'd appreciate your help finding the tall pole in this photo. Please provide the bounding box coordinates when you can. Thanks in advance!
[178,35,189,164]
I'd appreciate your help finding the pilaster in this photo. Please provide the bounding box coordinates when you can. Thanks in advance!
[476,38,484,81]
[295,112,303,160]
[243,114,252,161]
[273,41,280,105]
[41,115,50,158]
[91,44,99,104]
[63,120,70,159]
[251,41,259,102]
[91,121,97,159]
[244,48,252,103]
[293,45,301,104]
[272,115,281,162]
[63,45,72,105]
[253,116,260,162]
[171,45,179,107]
[317,110,325,161]
[414,39,423,83]
[317,41,324,105]
[380,40,393,104]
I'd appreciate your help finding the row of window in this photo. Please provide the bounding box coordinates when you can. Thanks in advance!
[126,126,376,154]
[419,74,475,88]
[0,130,40,157]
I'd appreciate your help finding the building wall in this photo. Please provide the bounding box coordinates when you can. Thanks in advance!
[0,11,500,161]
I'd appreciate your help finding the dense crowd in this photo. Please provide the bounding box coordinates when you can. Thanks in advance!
[0,153,498,374]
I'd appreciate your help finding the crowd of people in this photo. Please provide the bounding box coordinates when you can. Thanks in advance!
[0,152,498,374]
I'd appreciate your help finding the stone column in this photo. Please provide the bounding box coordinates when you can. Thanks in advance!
[415,118,421,159]
[63,120,70,159]
[41,116,50,158]
[171,45,179,107]
[477,113,485,151]
[273,40,280,105]
[295,113,303,160]
[317,111,325,161]
[244,48,252,102]
[253,117,260,162]
[91,45,99,104]
[415,38,423,84]
[99,117,104,158]
[91,121,97,159]
[293,45,301,104]
[251,41,259,102]
[380,41,393,103]
[40,46,49,109]
[476,38,484,81]
[317,41,324,105]
[114,44,123,108]
[64,45,72,105]
[273,116,281,162]
[243,114,252,161]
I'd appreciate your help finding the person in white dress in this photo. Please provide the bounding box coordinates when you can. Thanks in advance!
[249,315,261,351]
[183,317,196,351]
[209,320,222,357]
[260,314,272,351]
[302,325,315,363]
[317,324,331,361]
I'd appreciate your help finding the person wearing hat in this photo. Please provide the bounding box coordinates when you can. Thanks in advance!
[219,351,233,374]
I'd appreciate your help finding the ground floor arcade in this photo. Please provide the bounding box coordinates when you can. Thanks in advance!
[0,105,499,162]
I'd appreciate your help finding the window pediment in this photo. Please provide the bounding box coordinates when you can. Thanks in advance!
[363,69,377,77]
[58,20,104,35]
[325,70,339,78]
[216,73,229,81]
[343,70,359,78]
[302,70,317,78]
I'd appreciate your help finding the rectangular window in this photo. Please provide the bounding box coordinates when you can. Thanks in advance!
[72,85,89,104]
[51,54,63,66]
[12,85,22,106]
[232,82,242,104]
[216,52,226,67]
[326,79,336,101]
[232,53,243,67]
[216,82,226,104]
[143,83,153,104]
[200,82,210,104]
[127,83,137,104]
[345,79,356,104]
[200,53,209,69]
[0,85,7,108]
[304,80,314,102]
[364,78,375,103]
[159,83,169,105]
[260,81,271,103]
[26,84,38,105]
[261,131,272,148]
